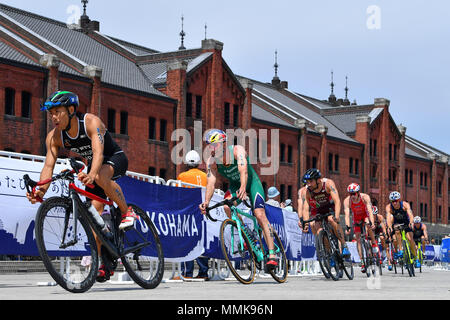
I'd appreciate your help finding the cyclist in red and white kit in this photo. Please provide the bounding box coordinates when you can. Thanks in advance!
[343,183,378,273]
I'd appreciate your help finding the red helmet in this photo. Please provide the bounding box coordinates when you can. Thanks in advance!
[347,183,360,193]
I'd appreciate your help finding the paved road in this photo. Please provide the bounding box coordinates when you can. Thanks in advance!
[0,266,449,301]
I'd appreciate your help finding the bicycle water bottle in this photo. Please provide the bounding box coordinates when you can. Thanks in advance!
[87,203,110,234]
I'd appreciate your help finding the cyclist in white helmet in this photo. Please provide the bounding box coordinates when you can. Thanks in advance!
[385,191,420,268]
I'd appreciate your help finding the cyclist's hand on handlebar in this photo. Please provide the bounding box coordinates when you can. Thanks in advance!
[77,172,95,186]
[302,222,309,233]
[199,202,209,215]
[236,186,247,201]
[26,188,44,204]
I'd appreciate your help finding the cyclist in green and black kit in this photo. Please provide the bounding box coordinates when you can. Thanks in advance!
[199,129,278,270]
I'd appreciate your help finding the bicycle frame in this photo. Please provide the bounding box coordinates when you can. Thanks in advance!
[229,206,265,263]
[400,228,415,265]
[25,162,149,261]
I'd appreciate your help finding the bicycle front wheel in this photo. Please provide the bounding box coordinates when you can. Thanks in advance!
[220,219,256,284]
[120,204,164,289]
[35,197,99,293]
[402,239,415,277]
[319,230,340,281]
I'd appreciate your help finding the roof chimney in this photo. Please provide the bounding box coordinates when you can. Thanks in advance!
[79,0,99,33]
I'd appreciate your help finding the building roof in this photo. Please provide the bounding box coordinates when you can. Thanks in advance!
[0,4,167,97]
[405,135,449,164]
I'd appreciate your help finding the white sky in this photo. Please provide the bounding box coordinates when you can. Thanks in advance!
[3,0,449,152]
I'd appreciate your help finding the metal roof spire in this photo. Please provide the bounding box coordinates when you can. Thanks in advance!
[179,14,186,50]
[273,50,279,79]
[345,75,349,100]
[81,0,88,16]
[204,23,207,40]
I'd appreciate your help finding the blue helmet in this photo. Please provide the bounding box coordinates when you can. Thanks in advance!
[303,168,321,182]
[40,91,79,111]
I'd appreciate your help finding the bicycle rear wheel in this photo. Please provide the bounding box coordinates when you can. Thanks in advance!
[35,197,99,293]
[263,229,288,283]
[119,204,164,289]
[220,219,256,284]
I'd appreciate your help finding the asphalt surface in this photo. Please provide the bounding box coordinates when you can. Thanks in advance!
[0,266,449,301]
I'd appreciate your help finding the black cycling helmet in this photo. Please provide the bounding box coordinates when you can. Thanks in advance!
[41,91,79,131]
[40,91,79,111]
[302,168,321,182]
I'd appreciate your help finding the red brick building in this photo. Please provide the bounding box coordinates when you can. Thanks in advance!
[0,4,448,239]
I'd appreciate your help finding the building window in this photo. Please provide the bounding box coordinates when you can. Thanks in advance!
[420,203,423,217]
[224,102,230,125]
[438,206,442,221]
[159,168,167,180]
[287,145,293,163]
[334,154,339,172]
[349,157,354,174]
[120,111,128,135]
[5,87,15,115]
[373,139,377,157]
[420,172,423,186]
[409,170,413,185]
[280,143,285,162]
[107,108,116,133]
[195,95,202,119]
[186,92,192,118]
[405,169,409,185]
[312,156,317,169]
[389,144,392,161]
[355,159,359,175]
[424,173,428,187]
[148,117,156,140]
[280,184,285,202]
[160,119,167,142]
[148,167,156,176]
[394,145,398,161]
[288,185,293,201]
[233,104,239,127]
[424,203,428,218]
[21,91,31,118]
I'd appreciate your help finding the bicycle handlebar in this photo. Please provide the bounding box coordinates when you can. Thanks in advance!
[24,157,94,203]
[301,212,333,228]
[204,196,252,222]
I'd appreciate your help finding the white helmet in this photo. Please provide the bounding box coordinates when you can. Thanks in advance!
[185,150,201,167]
[413,216,421,224]
[389,191,401,201]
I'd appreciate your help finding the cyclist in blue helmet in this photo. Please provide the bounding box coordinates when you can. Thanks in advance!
[27,90,136,281]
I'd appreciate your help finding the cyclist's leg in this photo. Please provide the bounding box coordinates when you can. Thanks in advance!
[406,231,417,259]
[253,207,275,257]
[327,215,347,253]
[94,164,128,213]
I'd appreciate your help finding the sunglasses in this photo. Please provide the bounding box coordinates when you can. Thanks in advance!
[391,199,400,203]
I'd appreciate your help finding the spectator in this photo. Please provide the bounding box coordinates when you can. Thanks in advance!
[266,186,281,207]
[175,150,210,280]
[282,199,294,212]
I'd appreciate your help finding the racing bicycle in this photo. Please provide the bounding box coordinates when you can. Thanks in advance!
[303,212,354,281]
[393,223,415,277]
[354,221,377,278]
[24,158,164,293]
[205,196,287,285]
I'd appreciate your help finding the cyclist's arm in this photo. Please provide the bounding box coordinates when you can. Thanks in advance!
[297,188,304,221]
[343,196,351,230]
[362,194,375,225]
[39,129,61,193]
[302,191,311,222]
[204,156,217,206]
[234,145,248,199]
[326,179,341,219]
[385,205,393,231]
[404,201,414,226]
[422,224,429,243]
[85,114,105,180]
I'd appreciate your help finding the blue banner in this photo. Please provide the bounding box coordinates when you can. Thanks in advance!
[441,238,450,263]
[118,176,205,262]
[424,245,435,261]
